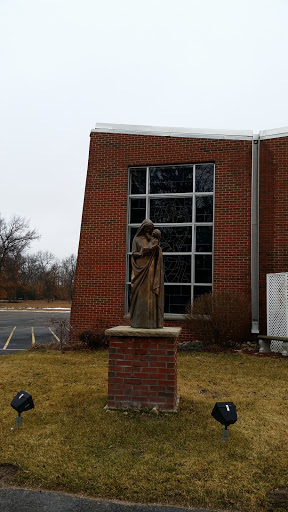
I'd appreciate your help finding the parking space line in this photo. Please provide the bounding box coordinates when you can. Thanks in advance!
[49,327,60,342]
[0,348,26,351]
[31,327,35,344]
[3,326,16,350]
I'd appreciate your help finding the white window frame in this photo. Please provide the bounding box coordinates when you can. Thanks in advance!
[126,164,215,317]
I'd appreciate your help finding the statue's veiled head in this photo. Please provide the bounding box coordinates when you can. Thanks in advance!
[135,219,154,238]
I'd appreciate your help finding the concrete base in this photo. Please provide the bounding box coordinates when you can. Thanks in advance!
[105,325,182,412]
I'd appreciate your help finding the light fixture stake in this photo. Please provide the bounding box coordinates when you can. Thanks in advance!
[222,426,229,441]
[16,413,23,427]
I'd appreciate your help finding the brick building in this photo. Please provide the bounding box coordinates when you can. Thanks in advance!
[70,123,288,340]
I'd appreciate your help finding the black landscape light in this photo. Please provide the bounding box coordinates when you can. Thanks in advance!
[211,402,237,441]
[11,390,34,427]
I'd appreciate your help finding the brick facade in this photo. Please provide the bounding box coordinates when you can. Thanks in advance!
[259,135,288,332]
[70,127,253,341]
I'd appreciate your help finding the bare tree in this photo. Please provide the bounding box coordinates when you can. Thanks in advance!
[60,254,76,301]
[0,215,39,271]
[48,317,71,350]
[19,252,76,301]
[20,253,41,299]
[36,251,60,302]
[0,214,39,299]
[0,215,76,302]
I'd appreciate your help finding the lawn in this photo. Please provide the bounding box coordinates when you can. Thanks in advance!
[1,349,287,511]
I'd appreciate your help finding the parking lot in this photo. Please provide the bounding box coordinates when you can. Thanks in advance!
[0,311,70,355]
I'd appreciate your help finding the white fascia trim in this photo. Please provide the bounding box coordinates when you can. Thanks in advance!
[92,123,253,141]
[260,127,288,140]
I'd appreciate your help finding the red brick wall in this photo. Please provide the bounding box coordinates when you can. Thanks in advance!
[107,335,178,410]
[259,136,288,332]
[70,131,252,341]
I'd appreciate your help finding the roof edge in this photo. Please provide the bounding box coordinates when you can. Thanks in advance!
[259,126,288,140]
[91,123,254,141]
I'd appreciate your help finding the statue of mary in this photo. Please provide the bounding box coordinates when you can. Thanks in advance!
[130,219,164,329]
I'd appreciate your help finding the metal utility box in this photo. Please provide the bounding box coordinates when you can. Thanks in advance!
[211,402,237,427]
[11,390,34,414]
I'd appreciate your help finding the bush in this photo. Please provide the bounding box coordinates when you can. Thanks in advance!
[29,341,59,351]
[48,317,70,350]
[185,291,251,348]
[79,324,109,350]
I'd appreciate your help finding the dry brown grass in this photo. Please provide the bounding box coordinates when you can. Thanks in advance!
[0,350,288,511]
[0,300,71,310]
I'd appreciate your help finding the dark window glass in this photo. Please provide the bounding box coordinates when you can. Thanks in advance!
[196,196,213,222]
[127,256,132,282]
[129,282,192,313]
[196,226,213,252]
[164,285,191,314]
[150,197,192,223]
[130,168,146,194]
[130,198,146,224]
[150,166,193,194]
[158,226,192,252]
[194,285,212,301]
[163,255,191,283]
[127,284,131,309]
[195,255,212,283]
[195,164,214,192]
[129,227,138,251]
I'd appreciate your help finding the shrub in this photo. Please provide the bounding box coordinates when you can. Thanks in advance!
[29,341,59,351]
[48,317,71,350]
[79,323,109,350]
[185,291,251,348]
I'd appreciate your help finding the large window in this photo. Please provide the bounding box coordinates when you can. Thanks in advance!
[126,164,214,315]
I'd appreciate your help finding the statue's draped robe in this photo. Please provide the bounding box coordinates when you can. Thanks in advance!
[130,235,164,329]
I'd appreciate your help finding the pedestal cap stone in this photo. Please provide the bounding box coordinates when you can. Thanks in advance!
[105,325,182,338]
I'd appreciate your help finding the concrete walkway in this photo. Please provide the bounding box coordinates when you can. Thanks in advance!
[0,488,219,512]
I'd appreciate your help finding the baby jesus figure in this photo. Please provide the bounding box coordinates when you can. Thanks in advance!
[152,228,161,244]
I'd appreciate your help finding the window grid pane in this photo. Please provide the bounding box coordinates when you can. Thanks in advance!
[150,165,194,194]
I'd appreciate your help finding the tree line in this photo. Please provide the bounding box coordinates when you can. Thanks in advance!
[0,214,76,301]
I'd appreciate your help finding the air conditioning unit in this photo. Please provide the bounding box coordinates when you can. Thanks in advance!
[267,272,288,352]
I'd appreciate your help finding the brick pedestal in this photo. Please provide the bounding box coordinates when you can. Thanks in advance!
[105,326,181,411]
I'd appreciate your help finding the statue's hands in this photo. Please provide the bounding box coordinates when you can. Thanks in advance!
[141,247,153,256]
[132,251,143,259]
[133,243,158,259]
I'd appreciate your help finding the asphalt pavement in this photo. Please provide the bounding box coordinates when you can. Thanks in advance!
[0,310,70,355]
[0,489,218,512]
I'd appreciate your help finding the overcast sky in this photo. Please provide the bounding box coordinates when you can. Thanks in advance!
[1,0,288,259]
